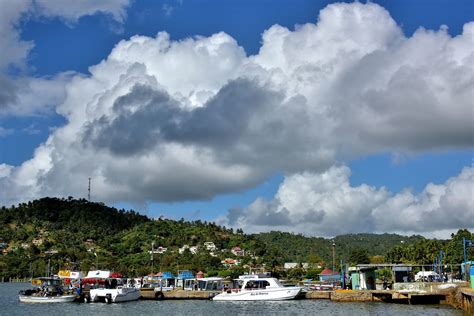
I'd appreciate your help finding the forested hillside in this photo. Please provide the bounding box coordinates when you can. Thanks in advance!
[0,198,471,279]
[253,231,424,264]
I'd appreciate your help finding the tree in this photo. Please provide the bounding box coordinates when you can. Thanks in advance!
[348,249,370,265]
[369,255,385,264]
[287,267,305,280]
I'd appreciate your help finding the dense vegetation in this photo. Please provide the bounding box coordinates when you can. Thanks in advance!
[0,198,472,280]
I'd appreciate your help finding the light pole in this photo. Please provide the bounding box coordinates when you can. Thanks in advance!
[151,241,155,273]
[463,238,473,280]
[332,241,336,275]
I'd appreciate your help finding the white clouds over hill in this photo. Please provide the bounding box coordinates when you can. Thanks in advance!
[217,165,474,236]
[0,2,472,235]
[0,0,130,115]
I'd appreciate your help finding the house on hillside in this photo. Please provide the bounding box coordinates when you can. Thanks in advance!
[32,238,43,246]
[149,246,167,254]
[222,258,241,267]
[284,262,309,270]
[204,242,216,251]
[179,245,190,254]
[231,246,244,256]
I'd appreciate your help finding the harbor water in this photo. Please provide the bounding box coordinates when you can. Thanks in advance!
[1,283,462,315]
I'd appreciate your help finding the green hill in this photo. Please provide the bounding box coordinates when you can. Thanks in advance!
[0,198,471,279]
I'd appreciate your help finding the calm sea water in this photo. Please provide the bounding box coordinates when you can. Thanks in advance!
[1,283,462,316]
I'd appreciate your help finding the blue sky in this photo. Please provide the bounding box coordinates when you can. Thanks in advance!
[0,0,472,237]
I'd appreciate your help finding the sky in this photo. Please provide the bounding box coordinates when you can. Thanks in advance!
[0,0,473,238]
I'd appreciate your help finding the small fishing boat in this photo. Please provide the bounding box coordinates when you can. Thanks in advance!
[213,275,302,301]
[19,277,76,303]
[19,293,77,303]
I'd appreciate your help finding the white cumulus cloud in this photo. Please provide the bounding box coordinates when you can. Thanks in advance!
[0,0,131,115]
[0,1,472,229]
[217,165,474,237]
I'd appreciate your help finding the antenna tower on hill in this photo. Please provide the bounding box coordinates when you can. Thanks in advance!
[88,177,91,201]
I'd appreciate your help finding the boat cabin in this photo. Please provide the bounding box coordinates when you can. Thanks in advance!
[236,278,283,290]
[197,277,224,291]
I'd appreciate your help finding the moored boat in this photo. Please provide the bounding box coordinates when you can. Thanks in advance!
[19,293,77,303]
[213,275,302,301]
[83,270,140,303]
[19,277,77,303]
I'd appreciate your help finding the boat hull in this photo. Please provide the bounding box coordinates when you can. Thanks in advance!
[213,287,302,301]
[19,294,76,303]
[90,287,141,303]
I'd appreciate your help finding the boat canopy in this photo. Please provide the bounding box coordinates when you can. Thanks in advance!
[86,270,111,279]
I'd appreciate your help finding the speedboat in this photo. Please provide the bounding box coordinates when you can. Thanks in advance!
[213,276,302,301]
[19,277,76,303]
[83,270,140,303]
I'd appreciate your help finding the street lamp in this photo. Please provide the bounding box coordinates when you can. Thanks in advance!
[151,241,155,273]
[332,241,336,275]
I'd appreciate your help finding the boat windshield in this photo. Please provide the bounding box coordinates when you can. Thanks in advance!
[244,280,271,290]
[273,279,283,287]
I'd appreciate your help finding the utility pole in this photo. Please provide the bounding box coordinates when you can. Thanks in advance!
[88,178,91,201]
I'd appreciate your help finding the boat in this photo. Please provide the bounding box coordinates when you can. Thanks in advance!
[83,270,140,303]
[19,277,76,303]
[212,275,302,301]
[19,294,77,303]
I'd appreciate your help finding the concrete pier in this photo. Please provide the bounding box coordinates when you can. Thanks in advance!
[304,291,331,299]
[460,288,473,315]
[141,289,219,300]
[137,285,472,314]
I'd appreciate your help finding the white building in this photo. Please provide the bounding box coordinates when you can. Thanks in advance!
[149,246,167,254]
[284,263,310,270]
[179,245,190,254]
[231,246,244,256]
[204,242,216,251]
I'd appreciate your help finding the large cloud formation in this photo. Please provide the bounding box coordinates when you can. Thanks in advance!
[0,0,130,115]
[0,3,473,234]
[217,165,474,236]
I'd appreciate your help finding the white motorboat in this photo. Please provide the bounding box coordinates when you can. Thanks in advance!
[213,276,302,301]
[19,277,77,303]
[84,270,140,303]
